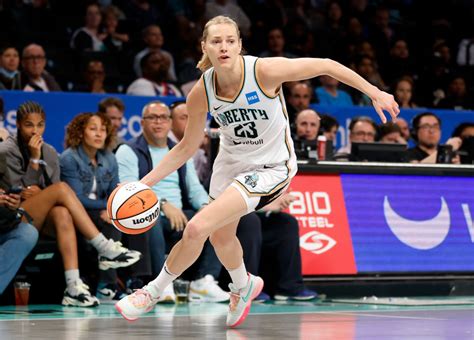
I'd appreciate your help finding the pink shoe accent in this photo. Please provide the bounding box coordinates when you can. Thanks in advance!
[228,278,264,328]
[115,303,137,322]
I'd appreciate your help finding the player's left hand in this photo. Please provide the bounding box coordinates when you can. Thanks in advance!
[371,90,400,123]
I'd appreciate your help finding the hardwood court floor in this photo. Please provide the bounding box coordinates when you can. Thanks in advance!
[0,299,473,339]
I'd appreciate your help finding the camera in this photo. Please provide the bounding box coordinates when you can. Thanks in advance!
[6,185,23,194]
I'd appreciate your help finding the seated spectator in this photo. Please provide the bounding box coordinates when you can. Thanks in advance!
[452,122,474,140]
[204,0,251,37]
[352,55,386,105]
[395,117,410,142]
[21,44,61,92]
[74,60,108,94]
[98,97,126,149]
[285,81,313,127]
[168,101,210,186]
[437,75,474,110]
[102,5,129,52]
[319,114,340,142]
[382,39,416,84]
[115,101,228,303]
[259,28,297,58]
[1,101,141,306]
[256,193,317,302]
[0,98,8,142]
[70,3,106,52]
[133,25,176,81]
[127,51,182,97]
[393,76,418,108]
[315,75,354,106]
[0,141,39,295]
[378,122,406,144]
[337,116,377,154]
[0,47,22,90]
[407,112,461,164]
[294,109,320,143]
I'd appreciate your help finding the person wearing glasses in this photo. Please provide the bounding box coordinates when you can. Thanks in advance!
[407,112,461,164]
[336,116,378,155]
[21,44,61,92]
[115,100,229,304]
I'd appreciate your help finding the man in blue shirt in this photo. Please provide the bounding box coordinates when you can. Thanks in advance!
[115,100,229,303]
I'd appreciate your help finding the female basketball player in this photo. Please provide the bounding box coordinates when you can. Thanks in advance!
[116,16,399,326]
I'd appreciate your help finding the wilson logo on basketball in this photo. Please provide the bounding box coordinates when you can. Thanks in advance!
[132,207,160,225]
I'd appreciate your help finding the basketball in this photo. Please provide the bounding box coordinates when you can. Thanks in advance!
[107,181,160,235]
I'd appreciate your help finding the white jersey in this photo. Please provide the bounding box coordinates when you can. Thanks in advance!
[203,55,296,168]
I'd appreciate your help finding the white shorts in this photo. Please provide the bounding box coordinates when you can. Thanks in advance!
[209,153,297,213]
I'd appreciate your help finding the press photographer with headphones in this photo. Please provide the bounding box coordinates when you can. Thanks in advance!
[407,112,462,164]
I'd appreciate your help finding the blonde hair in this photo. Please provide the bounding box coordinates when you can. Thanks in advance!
[197,16,241,72]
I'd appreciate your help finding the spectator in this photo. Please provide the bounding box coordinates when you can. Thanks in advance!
[121,0,164,32]
[393,76,418,108]
[1,101,141,306]
[285,81,313,126]
[437,75,474,110]
[452,122,474,140]
[315,75,354,106]
[0,172,38,295]
[352,55,386,105]
[294,109,320,142]
[407,112,461,163]
[0,98,8,142]
[70,3,106,52]
[259,28,297,58]
[127,51,182,97]
[319,114,340,142]
[133,25,176,81]
[337,116,377,154]
[204,0,251,37]
[0,47,22,90]
[378,122,406,144]
[102,5,129,52]
[382,39,416,84]
[60,112,130,303]
[168,101,210,186]
[74,60,108,94]
[98,97,126,149]
[256,193,317,302]
[456,29,474,66]
[115,101,228,303]
[395,117,410,142]
[21,44,61,92]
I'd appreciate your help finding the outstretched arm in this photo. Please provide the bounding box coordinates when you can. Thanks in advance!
[257,57,399,123]
[140,78,208,187]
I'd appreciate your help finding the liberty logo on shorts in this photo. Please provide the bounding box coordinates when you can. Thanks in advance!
[244,173,259,188]
[245,91,260,105]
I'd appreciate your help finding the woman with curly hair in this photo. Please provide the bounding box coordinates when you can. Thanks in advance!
[60,112,130,302]
[1,101,141,307]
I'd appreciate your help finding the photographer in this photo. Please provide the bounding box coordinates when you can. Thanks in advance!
[407,112,461,164]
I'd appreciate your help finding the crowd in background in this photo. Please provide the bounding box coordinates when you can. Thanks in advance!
[0,0,474,110]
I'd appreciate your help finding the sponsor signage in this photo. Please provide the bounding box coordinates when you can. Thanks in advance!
[290,173,474,275]
[287,174,356,275]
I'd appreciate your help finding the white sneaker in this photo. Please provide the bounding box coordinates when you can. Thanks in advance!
[62,279,100,307]
[115,286,159,321]
[157,283,176,304]
[226,274,264,328]
[99,240,142,270]
[189,275,230,302]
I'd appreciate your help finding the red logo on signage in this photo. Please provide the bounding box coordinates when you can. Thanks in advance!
[286,174,356,275]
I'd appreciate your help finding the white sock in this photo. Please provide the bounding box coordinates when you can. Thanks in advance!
[146,264,178,298]
[228,261,248,290]
[89,233,109,254]
[65,269,80,288]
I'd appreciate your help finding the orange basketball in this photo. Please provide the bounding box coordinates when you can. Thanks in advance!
[107,182,160,235]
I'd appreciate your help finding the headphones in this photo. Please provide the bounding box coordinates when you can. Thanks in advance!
[410,112,441,142]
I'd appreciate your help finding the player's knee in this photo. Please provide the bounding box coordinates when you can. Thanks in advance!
[183,219,208,243]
